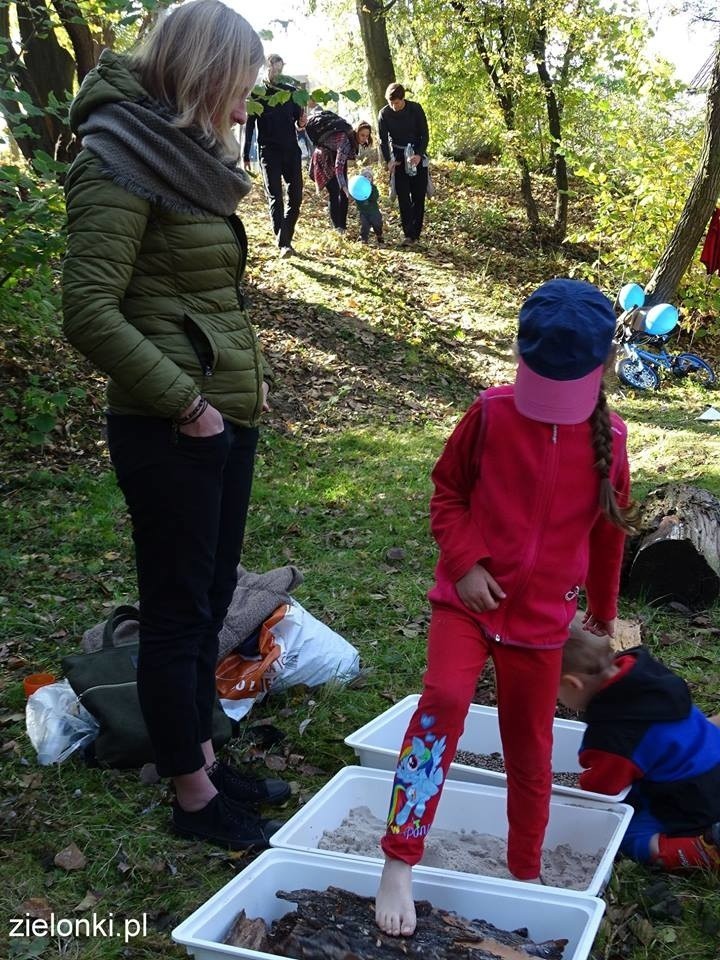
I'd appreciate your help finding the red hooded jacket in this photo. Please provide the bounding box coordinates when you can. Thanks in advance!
[427,385,630,649]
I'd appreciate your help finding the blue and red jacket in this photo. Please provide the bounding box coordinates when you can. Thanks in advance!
[427,385,629,648]
[579,647,720,835]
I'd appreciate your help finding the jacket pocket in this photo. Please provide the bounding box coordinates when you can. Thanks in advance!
[183,314,219,378]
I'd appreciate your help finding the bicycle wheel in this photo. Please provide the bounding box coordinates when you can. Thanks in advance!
[672,353,716,388]
[617,357,660,391]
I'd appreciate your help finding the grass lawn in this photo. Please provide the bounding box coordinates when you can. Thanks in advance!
[2,161,720,958]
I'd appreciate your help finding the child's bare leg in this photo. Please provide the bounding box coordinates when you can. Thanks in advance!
[375,856,416,936]
[709,714,720,728]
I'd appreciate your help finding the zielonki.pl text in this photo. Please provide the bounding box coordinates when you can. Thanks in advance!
[9,912,148,944]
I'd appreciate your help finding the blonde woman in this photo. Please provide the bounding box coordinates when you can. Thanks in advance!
[63,0,289,849]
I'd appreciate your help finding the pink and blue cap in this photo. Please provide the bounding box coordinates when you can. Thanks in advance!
[514,278,616,425]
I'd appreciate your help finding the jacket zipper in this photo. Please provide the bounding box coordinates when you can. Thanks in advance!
[495,422,560,643]
[183,315,216,386]
[226,216,263,422]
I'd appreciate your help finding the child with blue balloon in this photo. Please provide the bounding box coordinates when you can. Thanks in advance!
[350,168,383,245]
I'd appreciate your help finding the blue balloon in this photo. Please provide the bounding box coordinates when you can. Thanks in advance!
[618,283,645,311]
[644,303,678,336]
[349,175,372,202]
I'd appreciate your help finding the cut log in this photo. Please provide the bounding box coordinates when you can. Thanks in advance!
[626,483,720,609]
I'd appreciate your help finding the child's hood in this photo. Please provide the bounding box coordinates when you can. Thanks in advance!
[583,647,691,724]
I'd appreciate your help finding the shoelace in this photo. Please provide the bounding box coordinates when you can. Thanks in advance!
[216,793,266,827]
[209,761,266,796]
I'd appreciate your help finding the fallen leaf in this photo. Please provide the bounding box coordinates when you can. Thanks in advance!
[74,891,100,912]
[0,712,25,725]
[298,718,313,736]
[385,547,406,562]
[297,763,325,776]
[54,842,86,871]
[629,915,656,945]
[19,897,53,922]
[264,755,287,771]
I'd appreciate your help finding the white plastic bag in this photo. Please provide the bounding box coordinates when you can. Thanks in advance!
[26,679,99,765]
[266,599,360,692]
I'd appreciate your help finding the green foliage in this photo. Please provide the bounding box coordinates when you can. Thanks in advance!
[0,155,67,336]
[2,378,86,448]
[566,72,720,327]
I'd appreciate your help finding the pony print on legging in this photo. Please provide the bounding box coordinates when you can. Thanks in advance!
[386,713,446,839]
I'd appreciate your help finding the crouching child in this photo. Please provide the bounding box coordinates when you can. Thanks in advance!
[559,617,720,870]
[355,167,383,245]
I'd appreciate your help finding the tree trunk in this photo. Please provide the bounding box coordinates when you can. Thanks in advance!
[5,0,77,162]
[626,483,720,609]
[51,0,98,81]
[517,154,541,230]
[355,0,396,124]
[533,30,568,239]
[644,38,720,305]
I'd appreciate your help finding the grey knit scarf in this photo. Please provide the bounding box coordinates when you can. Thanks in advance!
[78,100,252,217]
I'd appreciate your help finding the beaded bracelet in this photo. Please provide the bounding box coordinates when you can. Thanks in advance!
[175,396,207,426]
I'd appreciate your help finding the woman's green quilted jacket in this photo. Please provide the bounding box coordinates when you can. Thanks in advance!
[62,52,270,426]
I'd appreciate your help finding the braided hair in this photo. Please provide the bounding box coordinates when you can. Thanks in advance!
[589,383,638,534]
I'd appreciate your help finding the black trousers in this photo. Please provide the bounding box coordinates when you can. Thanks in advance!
[259,144,303,248]
[394,158,428,240]
[107,414,258,778]
[326,175,349,230]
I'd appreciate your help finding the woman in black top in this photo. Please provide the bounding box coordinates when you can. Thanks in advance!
[377,83,429,244]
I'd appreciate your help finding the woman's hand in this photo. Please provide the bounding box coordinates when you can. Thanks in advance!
[387,159,397,174]
[177,399,224,437]
[409,154,421,167]
[455,564,506,613]
[262,381,270,412]
[582,612,616,637]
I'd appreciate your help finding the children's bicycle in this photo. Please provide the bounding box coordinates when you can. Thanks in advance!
[613,283,716,392]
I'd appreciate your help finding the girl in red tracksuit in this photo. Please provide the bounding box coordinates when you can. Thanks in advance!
[375,278,636,938]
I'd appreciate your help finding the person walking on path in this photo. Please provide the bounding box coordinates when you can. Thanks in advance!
[308,115,359,234]
[378,83,429,245]
[375,279,636,936]
[243,53,305,258]
[62,0,289,851]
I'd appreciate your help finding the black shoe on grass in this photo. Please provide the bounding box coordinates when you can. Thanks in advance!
[207,759,291,806]
[172,793,283,850]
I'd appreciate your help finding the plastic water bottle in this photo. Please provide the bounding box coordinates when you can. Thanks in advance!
[404,143,417,176]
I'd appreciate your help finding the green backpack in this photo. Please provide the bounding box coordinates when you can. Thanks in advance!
[62,606,232,768]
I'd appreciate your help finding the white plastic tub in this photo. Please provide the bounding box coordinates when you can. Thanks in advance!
[270,766,632,895]
[345,694,629,803]
[172,849,606,960]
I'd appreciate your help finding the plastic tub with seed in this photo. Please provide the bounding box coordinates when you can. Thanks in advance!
[344,694,630,803]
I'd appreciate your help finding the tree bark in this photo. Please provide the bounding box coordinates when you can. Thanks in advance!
[51,0,98,81]
[355,0,396,124]
[532,28,568,239]
[644,38,720,305]
[626,483,720,609]
[3,0,77,162]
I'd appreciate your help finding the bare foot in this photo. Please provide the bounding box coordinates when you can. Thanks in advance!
[375,856,416,936]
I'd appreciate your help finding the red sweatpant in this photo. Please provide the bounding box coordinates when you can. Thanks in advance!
[381,605,563,880]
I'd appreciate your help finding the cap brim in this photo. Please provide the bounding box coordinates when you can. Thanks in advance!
[514,357,603,425]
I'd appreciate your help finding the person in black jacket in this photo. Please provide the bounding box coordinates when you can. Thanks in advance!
[243,54,305,258]
[559,617,720,871]
[378,83,429,245]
